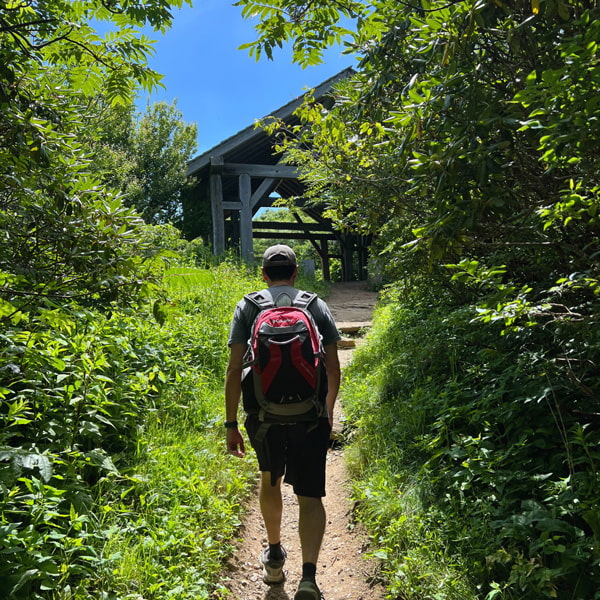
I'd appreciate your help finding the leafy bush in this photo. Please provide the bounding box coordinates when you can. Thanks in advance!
[343,289,600,600]
[0,262,262,598]
[0,307,166,597]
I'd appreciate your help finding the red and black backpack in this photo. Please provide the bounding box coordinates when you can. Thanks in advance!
[242,290,326,436]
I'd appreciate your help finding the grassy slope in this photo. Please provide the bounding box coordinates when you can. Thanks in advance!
[341,294,600,600]
[93,264,262,599]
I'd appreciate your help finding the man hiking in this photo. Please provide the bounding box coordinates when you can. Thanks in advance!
[225,244,341,600]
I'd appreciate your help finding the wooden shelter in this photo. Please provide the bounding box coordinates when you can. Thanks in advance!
[185,67,370,281]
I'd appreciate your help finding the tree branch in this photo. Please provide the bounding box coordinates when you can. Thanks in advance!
[0,17,57,35]
[396,0,463,13]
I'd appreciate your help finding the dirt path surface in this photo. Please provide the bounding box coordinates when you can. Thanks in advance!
[222,282,385,600]
[326,281,379,336]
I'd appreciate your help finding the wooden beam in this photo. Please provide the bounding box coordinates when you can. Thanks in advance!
[251,178,277,211]
[253,231,337,241]
[293,212,324,260]
[252,221,333,233]
[239,173,254,262]
[322,239,330,281]
[254,197,316,210]
[222,163,299,179]
[210,155,224,173]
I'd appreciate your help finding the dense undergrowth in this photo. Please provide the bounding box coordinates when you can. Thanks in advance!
[0,246,330,599]
[342,286,600,600]
[0,261,262,599]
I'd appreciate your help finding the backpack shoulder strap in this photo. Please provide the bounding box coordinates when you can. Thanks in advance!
[292,290,317,310]
[244,291,275,311]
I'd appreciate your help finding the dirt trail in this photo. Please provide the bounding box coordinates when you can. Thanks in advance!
[222,282,385,600]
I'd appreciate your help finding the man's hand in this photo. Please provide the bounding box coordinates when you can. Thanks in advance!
[227,427,245,458]
[324,342,341,428]
[225,343,246,457]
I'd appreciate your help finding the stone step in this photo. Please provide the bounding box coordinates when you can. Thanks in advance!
[337,321,372,334]
[337,338,356,349]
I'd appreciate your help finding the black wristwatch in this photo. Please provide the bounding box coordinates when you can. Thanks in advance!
[224,420,239,429]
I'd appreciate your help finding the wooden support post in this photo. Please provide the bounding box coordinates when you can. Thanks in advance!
[239,173,254,262]
[341,235,354,281]
[210,172,225,255]
[322,239,330,281]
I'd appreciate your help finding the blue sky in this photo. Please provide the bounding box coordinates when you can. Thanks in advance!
[138,1,355,155]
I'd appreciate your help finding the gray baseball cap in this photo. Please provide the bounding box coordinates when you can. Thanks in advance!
[262,244,297,267]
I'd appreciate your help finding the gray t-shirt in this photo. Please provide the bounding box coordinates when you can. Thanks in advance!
[228,285,341,347]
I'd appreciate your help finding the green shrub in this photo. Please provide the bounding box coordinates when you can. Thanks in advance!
[0,307,165,597]
[0,261,262,599]
[343,291,600,600]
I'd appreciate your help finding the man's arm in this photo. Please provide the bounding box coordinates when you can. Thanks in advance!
[323,343,341,426]
[225,342,246,457]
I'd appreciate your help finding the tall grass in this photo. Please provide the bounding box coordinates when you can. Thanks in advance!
[95,263,264,599]
[99,410,256,599]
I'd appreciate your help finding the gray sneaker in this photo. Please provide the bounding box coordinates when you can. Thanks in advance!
[259,546,287,584]
[294,578,321,600]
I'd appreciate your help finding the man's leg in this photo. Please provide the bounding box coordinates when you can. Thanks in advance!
[294,495,325,598]
[259,472,287,584]
[259,471,283,543]
[297,495,326,564]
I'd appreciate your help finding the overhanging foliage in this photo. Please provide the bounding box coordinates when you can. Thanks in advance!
[238,1,600,597]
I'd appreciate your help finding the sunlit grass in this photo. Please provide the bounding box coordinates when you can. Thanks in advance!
[102,392,257,599]
[92,262,261,599]
[163,266,215,292]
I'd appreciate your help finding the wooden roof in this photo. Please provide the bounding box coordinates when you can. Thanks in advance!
[186,67,354,205]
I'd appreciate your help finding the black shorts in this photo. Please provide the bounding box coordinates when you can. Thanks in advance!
[244,415,332,498]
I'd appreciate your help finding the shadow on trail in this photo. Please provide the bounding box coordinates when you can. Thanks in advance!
[264,585,290,600]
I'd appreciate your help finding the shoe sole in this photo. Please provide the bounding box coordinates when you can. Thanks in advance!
[259,560,285,585]
[294,591,319,600]
[294,582,320,600]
